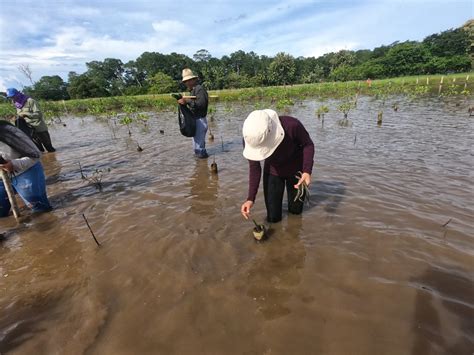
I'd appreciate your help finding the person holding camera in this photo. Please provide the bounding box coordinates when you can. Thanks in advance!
[177,69,209,159]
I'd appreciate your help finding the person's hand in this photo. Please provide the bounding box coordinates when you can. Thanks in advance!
[177,98,186,105]
[0,160,14,173]
[241,200,254,219]
[294,172,311,189]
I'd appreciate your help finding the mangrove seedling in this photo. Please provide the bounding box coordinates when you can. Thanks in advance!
[209,127,214,141]
[252,219,267,241]
[377,111,383,126]
[294,171,310,205]
[119,116,133,136]
[136,141,143,152]
[210,156,218,174]
[316,105,329,119]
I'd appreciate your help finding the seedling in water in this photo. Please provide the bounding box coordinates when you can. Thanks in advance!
[252,219,267,241]
[210,156,218,174]
[294,171,310,205]
[377,111,383,126]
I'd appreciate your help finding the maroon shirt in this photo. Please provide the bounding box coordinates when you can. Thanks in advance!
[247,116,314,202]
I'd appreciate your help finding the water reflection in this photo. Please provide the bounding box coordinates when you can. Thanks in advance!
[42,152,61,186]
[246,216,306,320]
[188,160,219,217]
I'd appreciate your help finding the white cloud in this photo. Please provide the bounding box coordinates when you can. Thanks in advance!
[0,0,471,88]
[152,20,188,34]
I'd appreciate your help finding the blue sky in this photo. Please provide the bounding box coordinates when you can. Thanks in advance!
[0,0,472,90]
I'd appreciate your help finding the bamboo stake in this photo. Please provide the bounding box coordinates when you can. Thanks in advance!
[0,170,20,220]
[82,213,101,247]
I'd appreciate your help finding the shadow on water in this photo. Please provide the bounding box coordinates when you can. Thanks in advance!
[246,216,306,320]
[411,267,474,355]
[308,180,346,213]
[188,160,219,217]
[0,292,63,353]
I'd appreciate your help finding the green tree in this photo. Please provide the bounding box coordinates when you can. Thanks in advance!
[383,41,431,76]
[148,72,177,94]
[423,28,470,57]
[27,75,69,100]
[268,52,296,85]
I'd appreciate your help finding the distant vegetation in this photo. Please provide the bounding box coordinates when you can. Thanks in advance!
[0,72,471,121]
[4,22,474,102]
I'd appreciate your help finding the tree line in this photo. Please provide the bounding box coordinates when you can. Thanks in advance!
[22,24,473,100]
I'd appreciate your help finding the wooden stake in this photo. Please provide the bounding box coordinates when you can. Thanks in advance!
[82,213,101,247]
[1,170,20,220]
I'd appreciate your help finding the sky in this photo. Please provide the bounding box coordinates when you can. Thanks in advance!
[0,0,472,90]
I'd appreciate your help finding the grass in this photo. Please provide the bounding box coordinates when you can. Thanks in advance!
[0,72,472,120]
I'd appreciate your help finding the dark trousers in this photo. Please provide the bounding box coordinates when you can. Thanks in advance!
[35,131,56,152]
[15,118,55,152]
[263,173,305,223]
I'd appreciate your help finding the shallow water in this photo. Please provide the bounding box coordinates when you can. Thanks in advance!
[1,96,473,355]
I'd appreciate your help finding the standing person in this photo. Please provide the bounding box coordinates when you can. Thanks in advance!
[240,109,314,223]
[5,88,56,152]
[0,121,52,217]
[177,69,209,159]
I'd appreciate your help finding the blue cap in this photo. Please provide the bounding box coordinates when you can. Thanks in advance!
[6,88,18,98]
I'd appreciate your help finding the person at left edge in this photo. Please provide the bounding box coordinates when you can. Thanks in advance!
[177,69,209,159]
[6,88,56,152]
[0,120,52,217]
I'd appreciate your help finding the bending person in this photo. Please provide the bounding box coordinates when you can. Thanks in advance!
[0,121,52,217]
[240,109,314,223]
[6,88,56,152]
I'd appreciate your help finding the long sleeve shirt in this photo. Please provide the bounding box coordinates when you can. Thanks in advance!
[187,84,208,118]
[16,98,48,132]
[247,116,314,202]
[0,141,39,174]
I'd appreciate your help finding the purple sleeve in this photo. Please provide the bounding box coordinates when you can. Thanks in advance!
[296,121,315,174]
[247,160,262,202]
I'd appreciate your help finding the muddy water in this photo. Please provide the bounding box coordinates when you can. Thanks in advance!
[1,96,473,355]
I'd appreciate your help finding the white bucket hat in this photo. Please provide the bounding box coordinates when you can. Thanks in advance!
[182,68,198,82]
[242,109,285,161]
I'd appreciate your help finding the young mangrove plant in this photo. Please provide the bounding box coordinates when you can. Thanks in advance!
[336,100,356,127]
[316,105,329,119]
[252,219,267,241]
[78,162,107,192]
[377,111,383,126]
[119,115,133,136]
[294,171,310,205]
[208,127,215,141]
[210,156,218,174]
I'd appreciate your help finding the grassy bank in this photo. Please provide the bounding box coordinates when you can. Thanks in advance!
[0,72,472,121]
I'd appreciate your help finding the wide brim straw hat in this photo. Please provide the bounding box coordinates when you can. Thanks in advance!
[182,68,198,82]
[242,109,285,161]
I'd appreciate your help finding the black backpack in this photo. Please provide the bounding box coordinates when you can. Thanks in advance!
[178,104,196,137]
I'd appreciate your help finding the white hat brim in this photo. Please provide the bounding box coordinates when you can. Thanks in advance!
[182,75,197,82]
[243,110,285,161]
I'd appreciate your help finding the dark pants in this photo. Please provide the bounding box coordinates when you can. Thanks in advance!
[263,173,305,223]
[35,131,56,152]
[15,118,55,152]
